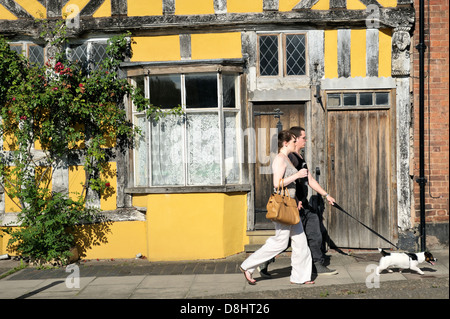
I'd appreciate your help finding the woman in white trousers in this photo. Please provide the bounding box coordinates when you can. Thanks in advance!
[240,130,314,285]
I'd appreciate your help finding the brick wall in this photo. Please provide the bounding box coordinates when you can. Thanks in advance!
[412,0,449,227]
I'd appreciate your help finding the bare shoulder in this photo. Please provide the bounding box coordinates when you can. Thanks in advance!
[272,154,286,169]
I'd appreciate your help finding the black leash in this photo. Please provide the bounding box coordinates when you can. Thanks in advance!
[332,203,399,250]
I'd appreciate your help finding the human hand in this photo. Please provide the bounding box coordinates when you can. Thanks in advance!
[298,201,303,210]
[326,195,336,206]
[297,168,308,179]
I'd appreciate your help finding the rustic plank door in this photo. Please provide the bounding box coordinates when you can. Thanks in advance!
[253,103,305,229]
[326,109,396,248]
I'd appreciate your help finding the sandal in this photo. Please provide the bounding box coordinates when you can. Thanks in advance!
[240,267,256,285]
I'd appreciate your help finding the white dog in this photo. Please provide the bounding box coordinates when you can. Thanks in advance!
[376,248,436,275]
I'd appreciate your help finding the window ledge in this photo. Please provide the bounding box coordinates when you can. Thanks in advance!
[125,184,251,194]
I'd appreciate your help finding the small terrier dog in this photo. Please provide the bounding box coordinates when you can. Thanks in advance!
[376,248,436,275]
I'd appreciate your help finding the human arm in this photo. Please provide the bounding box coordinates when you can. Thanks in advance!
[307,171,336,205]
[272,155,307,188]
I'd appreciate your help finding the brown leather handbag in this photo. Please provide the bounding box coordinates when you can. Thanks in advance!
[266,179,300,225]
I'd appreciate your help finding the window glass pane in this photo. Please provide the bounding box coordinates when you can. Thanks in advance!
[259,35,279,76]
[223,74,236,108]
[185,73,218,108]
[28,45,44,66]
[285,34,306,76]
[69,43,88,70]
[135,75,145,94]
[10,45,23,55]
[327,94,341,107]
[187,113,221,185]
[343,93,357,106]
[134,115,148,186]
[90,43,107,71]
[375,92,389,105]
[149,75,182,109]
[224,113,240,184]
[359,92,373,106]
[151,115,185,186]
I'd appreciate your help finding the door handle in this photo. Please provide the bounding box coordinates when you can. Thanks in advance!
[331,156,335,171]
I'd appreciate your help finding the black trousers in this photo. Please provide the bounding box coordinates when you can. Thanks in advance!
[300,207,324,264]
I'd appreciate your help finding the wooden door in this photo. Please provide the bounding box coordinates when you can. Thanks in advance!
[326,110,396,248]
[253,103,305,229]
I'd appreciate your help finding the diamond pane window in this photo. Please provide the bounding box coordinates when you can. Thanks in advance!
[28,45,44,66]
[286,34,306,76]
[259,35,279,76]
[69,43,88,70]
[90,43,108,71]
[10,45,23,55]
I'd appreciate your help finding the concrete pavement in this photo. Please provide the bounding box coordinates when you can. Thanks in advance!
[0,249,448,300]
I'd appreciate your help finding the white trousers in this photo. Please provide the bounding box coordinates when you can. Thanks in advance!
[241,221,312,284]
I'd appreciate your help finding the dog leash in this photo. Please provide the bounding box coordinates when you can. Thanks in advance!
[332,203,399,250]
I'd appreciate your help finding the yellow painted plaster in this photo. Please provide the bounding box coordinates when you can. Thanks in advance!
[128,0,162,16]
[227,0,263,13]
[14,0,46,18]
[131,35,181,62]
[347,0,367,10]
[378,28,392,77]
[351,29,366,77]
[0,4,16,20]
[378,0,397,7]
[311,0,329,10]
[175,0,214,15]
[93,0,111,17]
[146,193,247,261]
[324,29,338,79]
[191,32,242,60]
[279,0,301,11]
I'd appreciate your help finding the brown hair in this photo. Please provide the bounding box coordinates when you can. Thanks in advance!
[289,126,305,138]
[278,130,296,152]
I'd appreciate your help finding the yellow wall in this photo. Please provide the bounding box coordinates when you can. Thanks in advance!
[312,0,330,10]
[279,0,301,11]
[128,0,162,16]
[14,0,45,18]
[227,0,263,13]
[175,0,214,15]
[379,28,392,77]
[347,0,367,10]
[351,29,366,77]
[73,221,148,259]
[131,32,242,62]
[191,32,242,60]
[1,193,248,262]
[324,29,338,79]
[146,193,247,261]
[131,35,181,62]
[93,0,111,18]
[1,221,148,260]
[0,4,17,20]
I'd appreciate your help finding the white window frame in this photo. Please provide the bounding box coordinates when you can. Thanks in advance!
[130,71,243,188]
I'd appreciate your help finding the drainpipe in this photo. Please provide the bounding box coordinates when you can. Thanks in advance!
[415,0,427,251]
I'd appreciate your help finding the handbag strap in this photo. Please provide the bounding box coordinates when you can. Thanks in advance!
[277,179,289,197]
